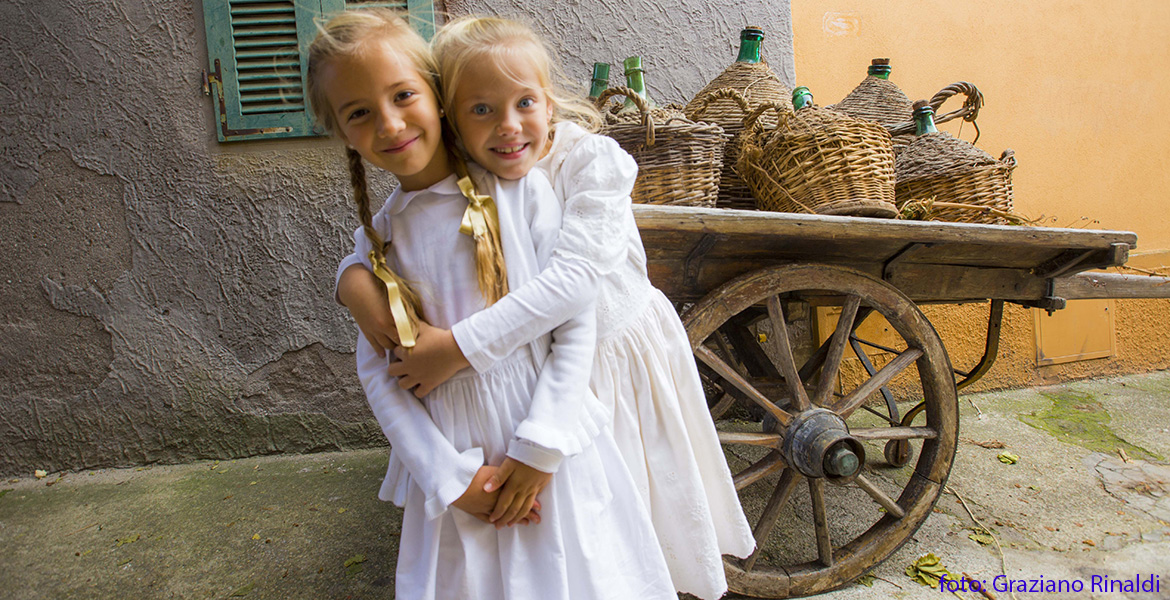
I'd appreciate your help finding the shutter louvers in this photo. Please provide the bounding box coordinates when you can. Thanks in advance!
[230,1,305,116]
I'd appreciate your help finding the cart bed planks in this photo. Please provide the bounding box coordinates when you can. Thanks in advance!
[633,205,1147,305]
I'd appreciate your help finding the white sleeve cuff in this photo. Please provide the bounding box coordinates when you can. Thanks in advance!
[506,438,564,474]
[423,446,485,521]
[451,319,495,374]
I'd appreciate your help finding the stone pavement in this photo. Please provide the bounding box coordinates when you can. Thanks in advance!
[2,371,1169,599]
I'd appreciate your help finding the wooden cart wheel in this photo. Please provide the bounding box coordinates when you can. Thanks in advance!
[682,264,958,598]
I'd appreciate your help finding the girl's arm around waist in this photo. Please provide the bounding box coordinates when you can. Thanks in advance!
[452,132,639,372]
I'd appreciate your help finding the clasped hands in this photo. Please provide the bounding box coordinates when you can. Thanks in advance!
[345,267,549,527]
[453,459,553,529]
[379,320,549,528]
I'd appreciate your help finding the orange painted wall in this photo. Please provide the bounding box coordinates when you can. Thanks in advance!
[792,1,1170,388]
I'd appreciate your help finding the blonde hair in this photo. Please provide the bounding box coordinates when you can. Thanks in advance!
[432,15,603,134]
[307,9,508,322]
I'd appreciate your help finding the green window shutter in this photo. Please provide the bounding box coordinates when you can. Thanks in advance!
[204,0,435,142]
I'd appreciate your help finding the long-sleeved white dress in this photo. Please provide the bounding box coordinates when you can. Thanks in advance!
[449,123,756,600]
[351,169,675,600]
[341,122,756,599]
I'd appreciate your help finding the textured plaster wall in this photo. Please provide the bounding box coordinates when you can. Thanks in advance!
[0,1,795,476]
[446,0,796,104]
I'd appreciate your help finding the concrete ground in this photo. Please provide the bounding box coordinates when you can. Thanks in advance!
[3,371,1169,600]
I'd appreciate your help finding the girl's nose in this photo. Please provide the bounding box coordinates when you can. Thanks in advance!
[376,107,406,137]
[496,110,521,136]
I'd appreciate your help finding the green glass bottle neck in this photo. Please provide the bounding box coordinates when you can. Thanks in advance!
[588,63,610,99]
[622,57,653,109]
[792,86,813,110]
[867,65,892,80]
[914,108,939,135]
[736,37,762,63]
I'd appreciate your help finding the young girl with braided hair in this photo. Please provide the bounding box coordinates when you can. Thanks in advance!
[336,14,755,600]
[309,9,674,599]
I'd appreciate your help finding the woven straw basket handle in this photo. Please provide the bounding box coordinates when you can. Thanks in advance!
[1000,148,1018,172]
[686,88,752,121]
[596,87,657,146]
[887,81,985,137]
[742,102,792,132]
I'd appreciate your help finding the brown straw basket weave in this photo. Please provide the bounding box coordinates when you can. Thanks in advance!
[597,87,726,208]
[684,62,792,210]
[738,103,898,218]
[829,74,915,152]
[895,137,1017,224]
[686,89,758,211]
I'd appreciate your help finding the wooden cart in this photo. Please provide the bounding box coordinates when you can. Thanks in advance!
[634,204,1170,599]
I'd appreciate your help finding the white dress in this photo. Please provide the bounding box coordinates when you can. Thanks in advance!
[351,170,675,600]
[449,123,757,600]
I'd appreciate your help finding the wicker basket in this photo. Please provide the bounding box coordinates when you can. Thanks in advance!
[895,132,1017,224]
[687,88,762,211]
[597,87,726,208]
[684,61,792,210]
[738,102,898,218]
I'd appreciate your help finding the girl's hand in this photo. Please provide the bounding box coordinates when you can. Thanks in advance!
[452,465,541,525]
[338,265,401,357]
[485,458,553,528]
[387,321,471,397]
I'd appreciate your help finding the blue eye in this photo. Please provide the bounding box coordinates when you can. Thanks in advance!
[518,97,535,109]
[472,104,490,115]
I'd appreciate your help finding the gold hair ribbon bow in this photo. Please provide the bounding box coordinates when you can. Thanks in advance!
[368,250,417,349]
[456,176,500,240]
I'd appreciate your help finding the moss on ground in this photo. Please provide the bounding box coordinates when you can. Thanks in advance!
[1019,391,1164,461]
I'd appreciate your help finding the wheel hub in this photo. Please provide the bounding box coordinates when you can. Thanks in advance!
[781,408,865,482]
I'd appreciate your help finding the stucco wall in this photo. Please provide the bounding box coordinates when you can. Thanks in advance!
[0,0,795,476]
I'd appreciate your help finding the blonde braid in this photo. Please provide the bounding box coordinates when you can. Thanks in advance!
[347,147,424,330]
[447,147,509,306]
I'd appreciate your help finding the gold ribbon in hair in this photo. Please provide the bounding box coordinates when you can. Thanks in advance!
[456,177,500,240]
[368,250,417,349]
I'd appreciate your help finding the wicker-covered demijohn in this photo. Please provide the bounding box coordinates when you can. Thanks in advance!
[829,59,915,152]
[895,100,1017,224]
[738,101,899,218]
[684,59,792,210]
[597,87,726,208]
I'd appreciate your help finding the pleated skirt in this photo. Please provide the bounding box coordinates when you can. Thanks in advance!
[592,288,757,600]
[391,346,676,600]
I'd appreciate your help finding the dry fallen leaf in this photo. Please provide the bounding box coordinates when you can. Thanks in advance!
[905,553,954,587]
[34,470,47,479]
[115,534,140,547]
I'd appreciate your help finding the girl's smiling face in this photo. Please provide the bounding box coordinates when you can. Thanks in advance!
[321,38,450,191]
[451,53,553,181]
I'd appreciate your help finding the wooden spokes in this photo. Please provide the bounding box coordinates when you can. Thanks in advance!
[696,345,793,426]
[682,264,958,598]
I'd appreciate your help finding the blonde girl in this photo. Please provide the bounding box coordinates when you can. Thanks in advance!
[311,9,674,599]
[337,14,755,600]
